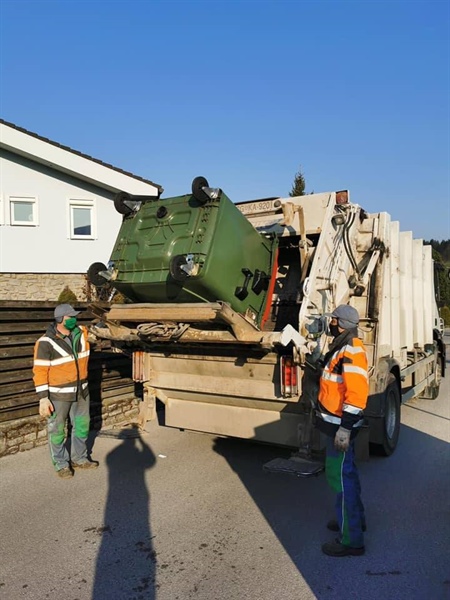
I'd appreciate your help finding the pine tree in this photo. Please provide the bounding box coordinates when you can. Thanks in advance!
[289,167,306,197]
[57,286,77,304]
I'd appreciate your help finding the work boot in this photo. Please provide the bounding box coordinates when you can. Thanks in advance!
[322,539,365,557]
[71,460,99,470]
[327,519,367,532]
[56,467,73,479]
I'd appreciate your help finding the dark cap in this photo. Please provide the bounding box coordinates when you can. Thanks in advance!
[330,304,360,329]
[54,304,80,320]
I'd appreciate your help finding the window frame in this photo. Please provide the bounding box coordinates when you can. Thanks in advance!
[68,199,96,240]
[9,196,39,226]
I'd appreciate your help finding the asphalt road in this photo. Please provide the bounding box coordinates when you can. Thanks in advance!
[1,335,449,600]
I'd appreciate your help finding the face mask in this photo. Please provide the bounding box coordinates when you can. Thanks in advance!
[64,317,77,331]
[328,323,341,338]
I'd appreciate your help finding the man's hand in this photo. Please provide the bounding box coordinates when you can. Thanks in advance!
[39,398,54,418]
[334,426,351,452]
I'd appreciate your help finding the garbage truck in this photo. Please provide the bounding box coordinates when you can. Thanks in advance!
[87,177,446,469]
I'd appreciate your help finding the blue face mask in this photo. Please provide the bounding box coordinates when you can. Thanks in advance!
[64,317,77,331]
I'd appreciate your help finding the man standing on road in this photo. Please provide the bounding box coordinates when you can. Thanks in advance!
[33,304,98,478]
[315,304,369,557]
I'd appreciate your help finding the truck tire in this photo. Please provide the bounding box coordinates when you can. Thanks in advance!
[191,176,210,205]
[371,375,401,456]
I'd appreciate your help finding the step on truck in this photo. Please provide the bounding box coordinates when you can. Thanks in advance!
[88,177,446,467]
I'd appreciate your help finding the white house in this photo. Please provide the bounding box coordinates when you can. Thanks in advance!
[0,119,162,300]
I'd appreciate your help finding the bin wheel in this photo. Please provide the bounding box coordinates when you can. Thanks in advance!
[370,375,401,456]
[87,262,108,288]
[169,255,189,282]
[114,192,134,215]
[191,176,210,205]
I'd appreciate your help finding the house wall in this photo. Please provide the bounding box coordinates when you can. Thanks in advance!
[0,273,88,301]
[0,149,123,273]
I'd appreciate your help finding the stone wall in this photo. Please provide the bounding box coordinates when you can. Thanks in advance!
[0,397,140,457]
[0,273,91,301]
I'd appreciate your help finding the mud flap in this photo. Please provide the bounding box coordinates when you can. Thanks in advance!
[355,424,370,461]
[138,386,157,428]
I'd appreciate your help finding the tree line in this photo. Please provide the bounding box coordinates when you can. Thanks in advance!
[426,240,450,265]
[426,242,450,326]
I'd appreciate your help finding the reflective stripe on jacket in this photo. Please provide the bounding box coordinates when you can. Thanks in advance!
[317,336,368,432]
[33,324,90,402]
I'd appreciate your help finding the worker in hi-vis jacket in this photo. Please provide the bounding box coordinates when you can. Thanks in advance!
[33,304,98,478]
[315,304,369,556]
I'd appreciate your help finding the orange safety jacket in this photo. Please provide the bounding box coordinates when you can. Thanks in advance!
[33,324,90,402]
[317,335,368,434]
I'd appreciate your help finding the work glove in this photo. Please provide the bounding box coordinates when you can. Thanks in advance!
[334,426,351,452]
[39,398,54,418]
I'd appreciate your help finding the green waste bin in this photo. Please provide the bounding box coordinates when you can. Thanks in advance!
[100,178,278,327]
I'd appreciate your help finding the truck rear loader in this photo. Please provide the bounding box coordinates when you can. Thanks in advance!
[88,177,446,467]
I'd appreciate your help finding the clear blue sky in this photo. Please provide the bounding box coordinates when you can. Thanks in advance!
[1,0,449,240]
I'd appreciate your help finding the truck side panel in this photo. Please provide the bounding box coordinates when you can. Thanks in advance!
[389,221,401,363]
[422,244,434,344]
[399,231,414,353]
[413,239,425,348]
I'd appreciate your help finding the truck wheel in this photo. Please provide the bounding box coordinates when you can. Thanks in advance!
[191,176,210,205]
[371,375,401,457]
[114,191,134,215]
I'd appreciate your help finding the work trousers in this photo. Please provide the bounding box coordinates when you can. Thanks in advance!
[46,394,90,470]
[325,435,366,548]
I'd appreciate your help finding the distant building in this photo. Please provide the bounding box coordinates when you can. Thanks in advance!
[0,119,162,300]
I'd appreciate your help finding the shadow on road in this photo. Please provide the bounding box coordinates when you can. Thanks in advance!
[213,422,450,600]
[92,427,156,600]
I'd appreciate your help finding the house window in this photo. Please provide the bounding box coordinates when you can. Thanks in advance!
[69,200,95,239]
[10,197,38,226]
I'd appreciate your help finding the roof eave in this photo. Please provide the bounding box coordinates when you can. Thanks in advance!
[0,119,163,196]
